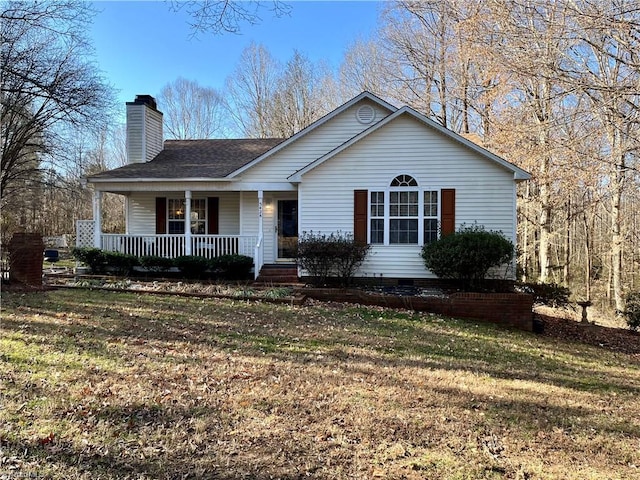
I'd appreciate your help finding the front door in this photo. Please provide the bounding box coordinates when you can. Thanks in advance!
[277,199,298,260]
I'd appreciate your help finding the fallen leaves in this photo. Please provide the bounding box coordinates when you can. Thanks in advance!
[1,289,639,479]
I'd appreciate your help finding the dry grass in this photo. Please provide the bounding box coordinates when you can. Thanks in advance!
[1,288,639,479]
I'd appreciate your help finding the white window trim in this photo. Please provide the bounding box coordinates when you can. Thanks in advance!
[167,197,208,235]
[369,185,441,246]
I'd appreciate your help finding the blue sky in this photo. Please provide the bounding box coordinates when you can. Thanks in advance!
[90,1,382,113]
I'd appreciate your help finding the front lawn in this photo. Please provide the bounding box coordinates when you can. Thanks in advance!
[1,289,639,479]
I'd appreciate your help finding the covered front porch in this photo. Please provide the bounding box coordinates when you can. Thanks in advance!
[77,189,298,278]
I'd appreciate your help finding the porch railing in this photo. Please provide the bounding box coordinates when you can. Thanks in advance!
[100,234,258,260]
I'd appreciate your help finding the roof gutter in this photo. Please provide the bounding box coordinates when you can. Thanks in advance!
[86,177,237,183]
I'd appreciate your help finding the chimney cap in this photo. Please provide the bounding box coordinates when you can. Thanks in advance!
[127,95,158,110]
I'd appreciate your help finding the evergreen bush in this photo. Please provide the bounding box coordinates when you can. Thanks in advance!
[421,224,514,290]
[212,254,253,280]
[71,248,139,275]
[174,255,210,279]
[71,247,109,274]
[107,252,139,276]
[515,282,571,307]
[139,255,175,273]
[625,291,640,331]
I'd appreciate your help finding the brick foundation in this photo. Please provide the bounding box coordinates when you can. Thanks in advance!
[299,288,534,332]
[8,233,44,286]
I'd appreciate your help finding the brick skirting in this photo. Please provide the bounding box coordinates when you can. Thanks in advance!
[299,288,534,332]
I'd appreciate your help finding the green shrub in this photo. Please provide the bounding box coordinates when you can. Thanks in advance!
[625,291,640,331]
[174,255,210,279]
[297,231,371,287]
[212,254,253,280]
[70,248,138,275]
[421,224,514,290]
[516,282,571,307]
[71,247,109,274]
[106,252,139,276]
[140,255,175,273]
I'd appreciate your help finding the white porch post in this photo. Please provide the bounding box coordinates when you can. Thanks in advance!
[185,190,192,255]
[93,190,102,248]
[258,190,264,238]
[124,196,130,234]
[255,190,264,279]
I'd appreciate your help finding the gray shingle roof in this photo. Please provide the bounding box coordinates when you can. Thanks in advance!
[88,138,284,180]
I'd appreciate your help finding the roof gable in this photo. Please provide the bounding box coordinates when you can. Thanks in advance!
[288,106,531,182]
[227,91,397,178]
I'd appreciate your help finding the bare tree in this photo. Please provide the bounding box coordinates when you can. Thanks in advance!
[339,38,392,101]
[479,0,575,284]
[157,77,225,139]
[270,51,330,137]
[168,0,291,35]
[561,0,640,312]
[224,42,281,137]
[0,0,114,226]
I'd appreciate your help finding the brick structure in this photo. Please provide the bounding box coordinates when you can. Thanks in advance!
[300,288,534,332]
[8,233,44,286]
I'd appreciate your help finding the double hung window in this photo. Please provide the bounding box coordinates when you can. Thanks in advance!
[370,175,440,245]
[370,192,385,244]
[167,198,207,234]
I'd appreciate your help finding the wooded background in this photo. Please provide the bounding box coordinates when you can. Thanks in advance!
[2,0,638,313]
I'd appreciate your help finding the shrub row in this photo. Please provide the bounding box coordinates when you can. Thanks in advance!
[71,248,253,280]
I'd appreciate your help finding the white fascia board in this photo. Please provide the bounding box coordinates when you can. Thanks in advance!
[232,182,298,191]
[289,106,532,182]
[91,179,297,193]
[227,91,398,178]
[87,176,237,183]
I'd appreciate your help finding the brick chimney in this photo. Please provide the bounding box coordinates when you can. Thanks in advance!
[126,95,163,164]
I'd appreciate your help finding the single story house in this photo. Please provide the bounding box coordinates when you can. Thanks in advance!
[78,92,530,281]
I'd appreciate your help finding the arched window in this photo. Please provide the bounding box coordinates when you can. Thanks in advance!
[390,174,418,187]
[389,175,419,244]
[368,174,440,245]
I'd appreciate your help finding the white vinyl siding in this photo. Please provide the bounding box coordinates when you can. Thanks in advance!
[239,102,391,183]
[125,107,144,164]
[127,192,241,235]
[299,114,517,279]
[126,103,163,165]
[143,107,163,162]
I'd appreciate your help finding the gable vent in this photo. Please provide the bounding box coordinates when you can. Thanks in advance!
[356,105,375,124]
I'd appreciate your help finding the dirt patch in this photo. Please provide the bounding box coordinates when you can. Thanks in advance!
[537,311,640,357]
